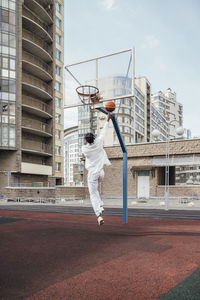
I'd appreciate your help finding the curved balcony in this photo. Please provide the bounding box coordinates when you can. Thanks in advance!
[22,29,53,63]
[22,118,52,137]
[22,51,53,82]
[22,73,53,100]
[22,6,53,43]
[24,0,53,25]
[22,95,53,119]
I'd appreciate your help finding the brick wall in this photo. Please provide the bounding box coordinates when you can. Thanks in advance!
[99,139,200,198]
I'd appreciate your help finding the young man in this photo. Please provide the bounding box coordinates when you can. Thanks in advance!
[82,114,112,225]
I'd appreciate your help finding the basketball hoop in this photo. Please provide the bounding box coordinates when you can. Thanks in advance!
[76,85,100,105]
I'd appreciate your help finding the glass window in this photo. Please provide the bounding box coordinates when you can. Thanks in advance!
[9,80,16,92]
[9,70,15,78]
[55,49,61,60]
[56,34,61,44]
[10,59,15,69]
[2,69,9,77]
[56,162,61,172]
[2,0,9,9]
[55,97,61,108]
[2,33,9,45]
[9,2,16,11]
[9,35,16,48]
[56,65,61,76]
[9,12,16,25]
[56,2,61,12]
[55,81,61,91]
[2,10,9,23]
[55,17,61,28]
[9,104,15,115]
[55,113,61,123]
[2,57,8,68]
[2,125,8,146]
[9,116,15,124]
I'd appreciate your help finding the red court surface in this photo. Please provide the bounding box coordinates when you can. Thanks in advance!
[1,210,200,299]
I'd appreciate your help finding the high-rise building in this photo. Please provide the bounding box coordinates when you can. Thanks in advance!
[0,0,64,191]
[64,126,82,186]
[151,88,183,138]
[96,76,151,145]
[54,0,64,185]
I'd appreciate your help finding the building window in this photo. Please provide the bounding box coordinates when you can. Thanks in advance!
[56,2,61,13]
[56,162,61,172]
[55,97,61,108]
[55,49,61,60]
[55,34,61,45]
[55,17,61,28]
[55,81,61,92]
[55,113,61,124]
[55,129,61,139]
[56,65,61,76]
[55,145,61,155]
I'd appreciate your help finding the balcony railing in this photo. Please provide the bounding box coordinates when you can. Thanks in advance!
[22,50,53,77]
[22,139,52,154]
[22,118,52,135]
[22,29,53,58]
[26,0,53,19]
[23,6,53,39]
[22,95,52,116]
[22,73,53,97]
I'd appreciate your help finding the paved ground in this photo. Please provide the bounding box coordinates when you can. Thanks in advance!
[1,207,200,299]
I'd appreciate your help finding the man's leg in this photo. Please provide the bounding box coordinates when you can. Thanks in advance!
[88,173,102,217]
[98,169,104,209]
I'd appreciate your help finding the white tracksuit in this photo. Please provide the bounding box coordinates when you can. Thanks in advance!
[82,121,111,216]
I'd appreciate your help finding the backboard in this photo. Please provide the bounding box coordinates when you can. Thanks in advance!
[64,48,135,109]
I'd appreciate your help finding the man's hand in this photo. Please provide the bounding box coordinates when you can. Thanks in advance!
[107,113,113,121]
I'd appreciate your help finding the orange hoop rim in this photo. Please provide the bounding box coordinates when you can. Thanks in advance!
[76,85,100,104]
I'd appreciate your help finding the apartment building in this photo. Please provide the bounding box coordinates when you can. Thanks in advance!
[151,88,183,138]
[96,76,151,145]
[0,0,64,191]
[64,126,81,186]
[54,0,64,185]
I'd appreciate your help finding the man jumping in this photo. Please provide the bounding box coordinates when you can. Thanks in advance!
[82,113,112,225]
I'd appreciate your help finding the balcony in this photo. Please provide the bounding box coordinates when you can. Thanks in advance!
[22,6,53,43]
[22,95,53,118]
[22,140,52,156]
[24,0,53,25]
[22,118,52,137]
[22,50,53,82]
[22,29,53,63]
[21,162,52,175]
[22,72,53,100]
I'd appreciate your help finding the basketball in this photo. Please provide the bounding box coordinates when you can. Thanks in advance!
[105,101,116,112]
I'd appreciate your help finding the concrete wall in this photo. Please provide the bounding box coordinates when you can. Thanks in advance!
[1,186,88,201]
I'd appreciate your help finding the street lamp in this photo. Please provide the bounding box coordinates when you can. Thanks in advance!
[152,129,160,141]
[165,120,184,210]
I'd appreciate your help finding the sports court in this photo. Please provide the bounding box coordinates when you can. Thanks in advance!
[1,207,200,299]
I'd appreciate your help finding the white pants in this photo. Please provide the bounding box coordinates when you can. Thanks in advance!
[88,169,104,217]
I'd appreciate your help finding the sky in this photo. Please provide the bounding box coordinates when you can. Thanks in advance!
[64,0,200,137]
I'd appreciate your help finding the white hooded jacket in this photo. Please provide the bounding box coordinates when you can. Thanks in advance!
[82,121,111,175]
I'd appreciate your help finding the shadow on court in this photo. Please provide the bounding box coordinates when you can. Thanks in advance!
[1,210,200,300]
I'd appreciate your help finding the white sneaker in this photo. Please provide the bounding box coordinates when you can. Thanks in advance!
[97,215,104,226]
[100,207,104,214]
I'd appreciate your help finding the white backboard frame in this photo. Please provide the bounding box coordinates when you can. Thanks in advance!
[64,48,135,109]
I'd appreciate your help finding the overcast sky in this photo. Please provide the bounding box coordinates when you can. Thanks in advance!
[64,0,200,137]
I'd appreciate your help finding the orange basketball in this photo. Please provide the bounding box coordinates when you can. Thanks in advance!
[105,101,116,112]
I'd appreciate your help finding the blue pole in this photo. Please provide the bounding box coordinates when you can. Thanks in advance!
[123,152,128,223]
[97,107,128,223]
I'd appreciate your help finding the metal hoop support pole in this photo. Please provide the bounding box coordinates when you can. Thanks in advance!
[96,107,128,223]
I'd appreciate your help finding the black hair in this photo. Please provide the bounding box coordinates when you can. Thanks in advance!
[84,132,95,144]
